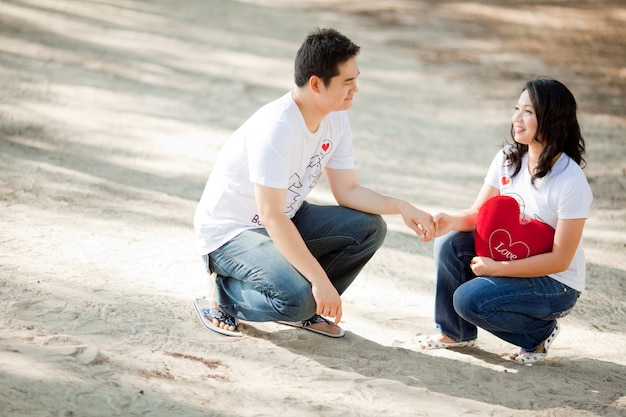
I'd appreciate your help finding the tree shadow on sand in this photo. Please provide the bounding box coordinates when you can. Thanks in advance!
[270,328,625,416]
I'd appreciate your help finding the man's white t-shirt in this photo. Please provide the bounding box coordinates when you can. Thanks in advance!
[484,148,593,291]
[194,91,355,255]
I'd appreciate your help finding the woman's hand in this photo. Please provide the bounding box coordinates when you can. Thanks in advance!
[470,256,497,276]
[433,212,455,237]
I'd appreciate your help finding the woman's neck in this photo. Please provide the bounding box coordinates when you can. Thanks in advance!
[527,146,562,175]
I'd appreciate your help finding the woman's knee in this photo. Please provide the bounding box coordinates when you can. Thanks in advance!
[452,279,487,321]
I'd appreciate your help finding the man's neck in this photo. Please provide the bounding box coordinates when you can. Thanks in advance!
[292,90,324,133]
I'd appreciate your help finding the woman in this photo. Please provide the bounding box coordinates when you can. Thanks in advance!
[418,78,593,363]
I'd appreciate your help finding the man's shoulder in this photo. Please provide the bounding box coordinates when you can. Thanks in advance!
[259,91,294,112]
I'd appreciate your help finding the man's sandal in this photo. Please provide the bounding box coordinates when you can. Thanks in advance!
[193,298,243,337]
[277,314,345,338]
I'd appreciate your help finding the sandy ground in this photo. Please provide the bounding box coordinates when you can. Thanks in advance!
[1,1,625,416]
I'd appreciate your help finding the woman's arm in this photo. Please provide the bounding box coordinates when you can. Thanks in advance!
[434,183,500,236]
[470,218,586,277]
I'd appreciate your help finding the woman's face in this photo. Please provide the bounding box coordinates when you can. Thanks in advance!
[511,90,539,146]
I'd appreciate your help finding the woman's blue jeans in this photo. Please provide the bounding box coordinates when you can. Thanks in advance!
[434,231,580,351]
[204,201,387,322]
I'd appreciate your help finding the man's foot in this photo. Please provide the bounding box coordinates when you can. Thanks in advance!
[193,298,242,337]
[208,307,238,332]
[277,315,345,338]
[302,315,344,337]
[192,271,243,337]
[207,271,238,332]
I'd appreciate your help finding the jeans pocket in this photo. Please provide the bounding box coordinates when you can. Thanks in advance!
[545,305,575,320]
[543,285,580,320]
[202,254,211,273]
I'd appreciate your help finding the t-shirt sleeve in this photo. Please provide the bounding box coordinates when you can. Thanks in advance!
[484,150,504,189]
[555,170,593,219]
[325,112,355,170]
[247,120,295,189]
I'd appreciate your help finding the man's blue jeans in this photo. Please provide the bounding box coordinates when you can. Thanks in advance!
[204,201,387,322]
[434,231,580,351]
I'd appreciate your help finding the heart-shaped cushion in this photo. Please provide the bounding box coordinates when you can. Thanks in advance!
[474,195,555,261]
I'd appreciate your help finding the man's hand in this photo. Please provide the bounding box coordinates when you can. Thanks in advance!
[399,202,435,242]
[311,281,342,324]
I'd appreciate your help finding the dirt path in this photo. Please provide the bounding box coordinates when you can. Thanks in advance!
[1,1,625,416]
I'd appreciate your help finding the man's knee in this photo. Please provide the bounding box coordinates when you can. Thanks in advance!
[271,280,317,321]
[368,213,387,247]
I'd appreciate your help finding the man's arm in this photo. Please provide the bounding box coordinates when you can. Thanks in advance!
[325,167,435,241]
[254,183,342,323]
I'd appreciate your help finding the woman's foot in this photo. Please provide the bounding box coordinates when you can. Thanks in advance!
[415,333,477,350]
[510,322,560,364]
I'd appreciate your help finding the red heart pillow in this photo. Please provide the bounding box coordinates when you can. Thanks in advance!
[475,196,555,261]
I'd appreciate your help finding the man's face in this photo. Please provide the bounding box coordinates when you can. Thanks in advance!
[319,57,360,112]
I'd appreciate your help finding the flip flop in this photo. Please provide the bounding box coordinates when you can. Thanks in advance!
[193,298,243,337]
[277,314,345,338]
[416,334,477,350]
[511,322,560,364]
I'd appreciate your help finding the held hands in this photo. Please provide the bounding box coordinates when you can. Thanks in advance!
[433,212,457,237]
[399,202,436,242]
[311,280,342,324]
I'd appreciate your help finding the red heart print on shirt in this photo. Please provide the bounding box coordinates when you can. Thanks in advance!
[474,195,555,261]
[321,141,331,153]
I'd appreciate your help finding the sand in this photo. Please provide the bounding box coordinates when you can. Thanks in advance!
[1,1,625,416]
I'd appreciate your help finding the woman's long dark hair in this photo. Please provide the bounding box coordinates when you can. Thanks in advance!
[505,78,586,185]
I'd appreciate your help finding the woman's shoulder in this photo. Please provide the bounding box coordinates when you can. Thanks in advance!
[553,154,588,181]
[548,154,593,200]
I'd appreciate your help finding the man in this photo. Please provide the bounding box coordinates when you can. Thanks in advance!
[193,28,434,337]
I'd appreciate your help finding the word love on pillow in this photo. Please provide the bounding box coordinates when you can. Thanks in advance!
[474,196,555,261]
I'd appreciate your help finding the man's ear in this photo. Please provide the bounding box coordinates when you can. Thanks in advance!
[309,75,322,93]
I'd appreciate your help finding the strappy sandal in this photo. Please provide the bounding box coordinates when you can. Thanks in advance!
[416,334,477,350]
[511,322,560,364]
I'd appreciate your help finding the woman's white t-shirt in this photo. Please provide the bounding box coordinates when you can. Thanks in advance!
[484,148,593,291]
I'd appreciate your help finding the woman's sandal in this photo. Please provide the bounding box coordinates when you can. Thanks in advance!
[416,334,477,350]
[511,322,560,364]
